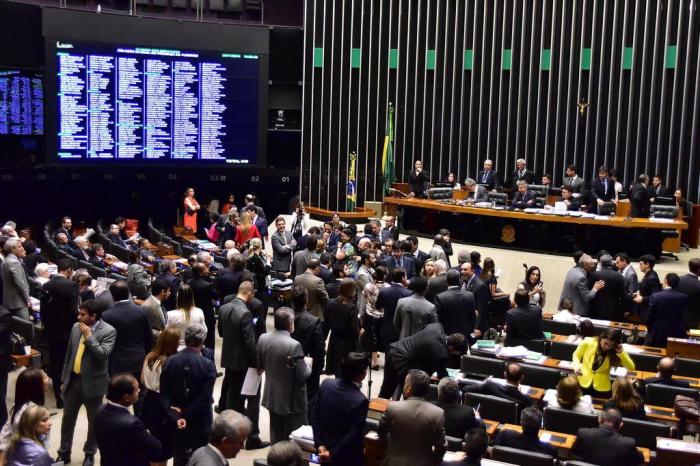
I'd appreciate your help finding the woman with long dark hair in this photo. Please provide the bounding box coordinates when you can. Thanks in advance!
[604,377,647,420]
[183,187,200,233]
[573,328,635,397]
[518,264,546,307]
[325,278,360,377]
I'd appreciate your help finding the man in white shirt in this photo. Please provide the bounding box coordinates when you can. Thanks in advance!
[188,410,253,466]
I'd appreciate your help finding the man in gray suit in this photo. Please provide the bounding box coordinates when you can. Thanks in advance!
[394,276,437,339]
[377,369,446,466]
[271,217,296,274]
[558,254,605,317]
[217,281,268,449]
[460,178,490,205]
[257,308,311,444]
[615,253,639,316]
[1,238,31,320]
[187,410,252,466]
[291,235,319,278]
[141,278,171,341]
[292,259,329,322]
[57,299,116,466]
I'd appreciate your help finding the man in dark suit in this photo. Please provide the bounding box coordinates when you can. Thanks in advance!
[375,268,412,351]
[379,322,466,399]
[510,181,537,209]
[318,253,334,284]
[651,174,672,200]
[646,273,688,347]
[460,262,491,337]
[508,158,537,190]
[629,174,653,218]
[494,407,557,458]
[161,324,217,466]
[56,216,74,242]
[431,377,482,439]
[477,159,500,190]
[216,281,267,449]
[290,286,325,404]
[383,242,416,279]
[161,260,182,310]
[677,258,700,329]
[94,374,162,466]
[141,278,170,342]
[250,210,268,245]
[642,357,690,389]
[572,408,644,466]
[406,236,430,274]
[58,300,117,466]
[188,410,253,466]
[41,258,80,406]
[381,216,400,243]
[589,255,626,321]
[214,253,251,299]
[188,263,219,350]
[311,352,369,466]
[107,223,132,250]
[101,280,153,377]
[408,160,429,198]
[505,290,544,346]
[0,305,12,427]
[558,186,581,211]
[632,255,662,321]
[326,263,348,300]
[462,363,532,410]
[434,270,476,340]
[590,166,616,213]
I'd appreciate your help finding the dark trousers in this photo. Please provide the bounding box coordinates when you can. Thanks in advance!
[48,340,68,403]
[224,369,261,440]
[0,368,8,427]
[173,423,209,466]
[269,411,307,445]
[378,351,407,400]
[59,375,103,456]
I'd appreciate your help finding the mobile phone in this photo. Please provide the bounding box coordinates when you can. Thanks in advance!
[309,453,321,465]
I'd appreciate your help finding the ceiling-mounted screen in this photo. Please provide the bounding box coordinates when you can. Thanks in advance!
[54,41,260,164]
[0,69,43,136]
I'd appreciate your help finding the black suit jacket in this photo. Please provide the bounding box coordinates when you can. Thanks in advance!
[591,177,616,203]
[326,279,342,300]
[465,276,491,332]
[590,268,626,321]
[389,323,449,378]
[412,250,430,275]
[464,380,531,410]
[509,169,536,188]
[0,306,12,373]
[646,288,688,347]
[408,170,429,197]
[434,287,476,337]
[677,273,700,329]
[101,301,153,374]
[247,295,267,340]
[214,268,252,298]
[375,284,412,347]
[494,429,557,458]
[572,425,643,466]
[505,305,544,346]
[188,277,218,347]
[40,275,80,343]
[311,378,369,466]
[637,270,662,319]
[426,275,449,303]
[431,401,482,439]
[382,256,416,280]
[642,375,690,389]
[160,347,217,432]
[94,403,162,466]
[292,309,325,374]
[629,183,653,218]
[319,266,334,285]
[161,272,181,310]
[511,190,537,209]
[477,170,499,190]
[217,296,256,371]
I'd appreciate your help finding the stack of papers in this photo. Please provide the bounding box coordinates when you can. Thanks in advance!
[611,366,628,377]
[650,218,675,223]
[558,360,574,369]
[621,343,645,354]
[498,346,529,359]
[290,425,315,450]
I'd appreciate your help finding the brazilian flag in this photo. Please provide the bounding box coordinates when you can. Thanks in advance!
[346,151,357,211]
[382,103,396,196]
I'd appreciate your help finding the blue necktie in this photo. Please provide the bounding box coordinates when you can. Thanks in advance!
[482,171,488,183]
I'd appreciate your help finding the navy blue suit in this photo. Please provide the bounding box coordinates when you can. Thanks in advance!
[311,378,369,466]
[101,301,153,376]
[591,177,616,203]
[646,288,688,347]
[254,216,268,238]
[94,403,162,466]
[477,170,499,190]
[382,256,416,279]
[375,283,412,351]
[511,190,537,209]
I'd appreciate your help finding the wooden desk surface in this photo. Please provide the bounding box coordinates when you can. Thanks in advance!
[499,424,575,450]
[549,334,664,356]
[384,197,688,231]
[542,314,649,333]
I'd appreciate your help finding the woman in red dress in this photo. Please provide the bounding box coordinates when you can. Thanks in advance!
[234,210,261,249]
[183,187,200,233]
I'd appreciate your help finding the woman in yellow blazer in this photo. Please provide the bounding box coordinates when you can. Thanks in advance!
[572,328,635,397]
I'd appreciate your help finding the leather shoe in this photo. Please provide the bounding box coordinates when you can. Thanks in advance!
[83,454,95,466]
[56,453,71,464]
[245,438,270,450]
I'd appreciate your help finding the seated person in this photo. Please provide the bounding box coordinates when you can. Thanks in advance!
[87,243,116,269]
[572,408,644,466]
[115,216,139,243]
[55,232,77,256]
[461,362,531,410]
[558,186,581,211]
[459,178,489,205]
[493,407,557,458]
[543,375,594,413]
[430,378,483,439]
[504,289,544,346]
[137,238,157,263]
[603,377,647,420]
[108,224,133,250]
[72,235,91,261]
[127,250,150,288]
[552,297,580,323]
[34,262,51,285]
[510,181,537,209]
[450,427,489,466]
[641,357,690,388]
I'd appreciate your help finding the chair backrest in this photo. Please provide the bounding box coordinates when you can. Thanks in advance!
[543,406,598,435]
[427,187,454,200]
[565,461,600,466]
[181,245,197,258]
[540,319,577,337]
[528,184,549,198]
[426,383,439,402]
[488,192,508,206]
[673,357,700,378]
[619,417,671,449]
[629,352,663,372]
[110,244,131,262]
[650,204,678,219]
[11,315,35,345]
[464,392,518,424]
[549,341,577,361]
[520,364,563,390]
[461,354,505,378]
[598,202,617,216]
[491,445,555,466]
[148,223,163,244]
[108,272,127,281]
[645,383,700,408]
[446,435,463,452]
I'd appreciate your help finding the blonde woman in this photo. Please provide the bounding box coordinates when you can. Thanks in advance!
[422,259,437,278]
[234,210,261,249]
[165,284,207,349]
[246,237,271,300]
[6,405,53,466]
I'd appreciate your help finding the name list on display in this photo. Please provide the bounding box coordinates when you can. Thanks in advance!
[0,71,43,135]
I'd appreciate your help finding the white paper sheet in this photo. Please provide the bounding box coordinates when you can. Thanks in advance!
[240,367,262,396]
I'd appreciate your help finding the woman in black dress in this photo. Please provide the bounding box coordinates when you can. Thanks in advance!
[325,278,360,377]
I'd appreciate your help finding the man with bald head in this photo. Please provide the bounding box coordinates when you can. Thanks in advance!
[642,357,690,389]
[559,254,605,317]
[477,159,499,190]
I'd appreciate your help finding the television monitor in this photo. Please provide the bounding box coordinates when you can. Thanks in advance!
[0,69,43,136]
[51,40,262,165]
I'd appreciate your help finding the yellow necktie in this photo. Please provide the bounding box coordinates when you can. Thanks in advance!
[73,336,86,374]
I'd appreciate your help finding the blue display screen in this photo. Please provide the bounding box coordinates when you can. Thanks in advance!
[0,69,43,136]
[55,41,259,164]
